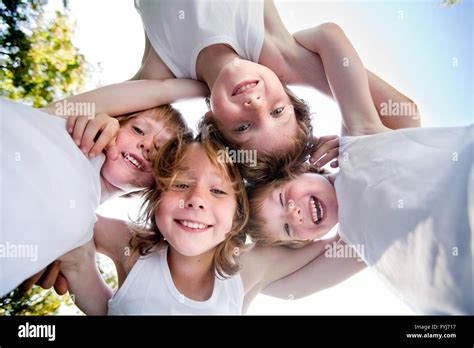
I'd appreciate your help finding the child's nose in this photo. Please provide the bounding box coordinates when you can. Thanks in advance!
[287,200,303,225]
[243,94,262,109]
[138,138,152,157]
[185,187,207,210]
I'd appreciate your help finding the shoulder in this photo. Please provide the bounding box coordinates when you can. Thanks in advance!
[238,244,282,293]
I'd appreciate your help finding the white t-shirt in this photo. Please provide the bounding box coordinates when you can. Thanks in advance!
[135,0,264,79]
[108,244,244,315]
[0,99,104,297]
[335,125,473,314]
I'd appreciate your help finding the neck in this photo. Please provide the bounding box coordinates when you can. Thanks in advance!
[196,44,240,90]
[99,176,123,204]
[167,245,216,301]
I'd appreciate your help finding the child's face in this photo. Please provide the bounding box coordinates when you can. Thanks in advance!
[101,112,173,191]
[209,59,298,154]
[259,173,338,242]
[155,143,237,256]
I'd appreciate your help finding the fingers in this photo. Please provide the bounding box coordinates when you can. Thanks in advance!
[80,118,103,156]
[315,148,339,168]
[54,273,69,296]
[310,135,340,166]
[19,267,47,293]
[37,261,62,290]
[66,115,78,134]
[71,116,89,147]
[71,114,120,158]
[89,118,120,158]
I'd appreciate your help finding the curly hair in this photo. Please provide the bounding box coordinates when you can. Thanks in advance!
[128,128,249,278]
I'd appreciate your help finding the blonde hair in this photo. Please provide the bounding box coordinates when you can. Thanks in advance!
[129,128,249,278]
[117,104,188,136]
[201,84,314,184]
[246,164,329,248]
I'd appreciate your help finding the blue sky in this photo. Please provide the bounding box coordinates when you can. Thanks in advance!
[275,0,473,128]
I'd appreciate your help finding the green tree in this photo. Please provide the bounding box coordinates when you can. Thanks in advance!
[0,0,86,107]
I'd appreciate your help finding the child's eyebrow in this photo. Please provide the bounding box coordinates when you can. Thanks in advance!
[134,118,154,127]
[209,172,227,186]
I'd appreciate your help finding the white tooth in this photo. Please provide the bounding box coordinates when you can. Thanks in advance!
[181,220,207,229]
[124,154,141,169]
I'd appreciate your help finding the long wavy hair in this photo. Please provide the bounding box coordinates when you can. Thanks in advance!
[129,128,249,278]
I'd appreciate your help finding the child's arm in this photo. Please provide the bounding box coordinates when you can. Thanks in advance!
[43,79,208,117]
[93,215,138,282]
[42,79,207,157]
[20,216,136,305]
[261,239,366,299]
[292,23,419,134]
[240,236,337,305]
[58,240,113,315]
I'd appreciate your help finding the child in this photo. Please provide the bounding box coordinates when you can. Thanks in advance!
[132,0,419,181]
[56,131,335,315]
[0,78,207,297]
[246,23,473,314]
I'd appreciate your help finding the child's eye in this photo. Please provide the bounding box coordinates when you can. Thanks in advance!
[234,123,250,133]
[133,126,145,136]
[173,183,189,190]
[211,188,227,195]
[270,107,285,116]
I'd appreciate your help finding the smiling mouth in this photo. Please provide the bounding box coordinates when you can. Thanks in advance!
[232,80,259,96]
[122,152,144,171]
[175,219,212,232]
[309,196,324,224]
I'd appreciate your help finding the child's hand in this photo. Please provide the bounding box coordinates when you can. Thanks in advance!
[66,113,120,160]
[310,135,340,169]
[19,261,69,295]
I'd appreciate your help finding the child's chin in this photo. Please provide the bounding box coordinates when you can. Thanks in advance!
[174,244,215,257]
[175,247,204,257]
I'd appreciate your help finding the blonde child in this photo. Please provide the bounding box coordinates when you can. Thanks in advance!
[0,78,207,296]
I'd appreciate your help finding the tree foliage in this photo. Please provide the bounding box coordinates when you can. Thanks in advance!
[0,0,86,107]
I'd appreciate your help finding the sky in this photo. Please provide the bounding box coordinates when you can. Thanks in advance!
[48,0,472,315]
